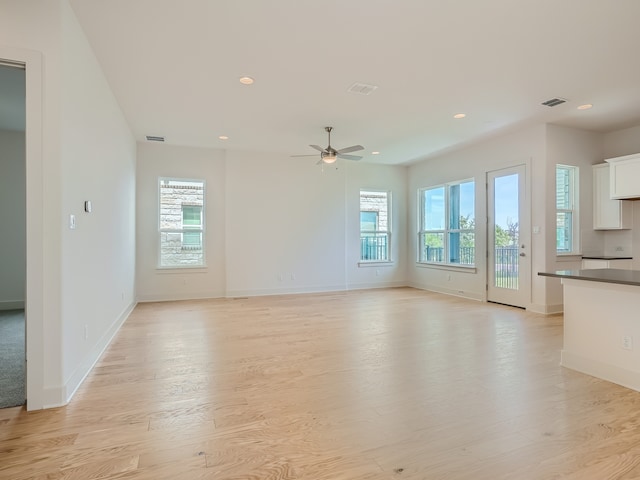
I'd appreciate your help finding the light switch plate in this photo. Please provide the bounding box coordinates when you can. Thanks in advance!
[84,200,92,213]
[69,214,76,230]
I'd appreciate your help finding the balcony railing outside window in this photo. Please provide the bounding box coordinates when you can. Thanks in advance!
[360,234,389,261]
[421,246,519,288]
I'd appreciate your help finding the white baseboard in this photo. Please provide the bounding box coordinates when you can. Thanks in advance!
[62,301,137,406]
[346,281,407,291]
[136,291,225,303]
[408,281,484,302]
[225,285,348,298]
[561,350,640,393]
[0,300,25,310]
[528,303,563,315]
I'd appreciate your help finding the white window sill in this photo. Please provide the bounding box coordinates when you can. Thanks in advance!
[416,262,477,274]
[155,266,208,273]
[358,261,394,268]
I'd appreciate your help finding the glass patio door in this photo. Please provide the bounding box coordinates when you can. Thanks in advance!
[487,165,530,308]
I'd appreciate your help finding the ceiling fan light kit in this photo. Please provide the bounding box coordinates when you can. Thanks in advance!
[323,153,337,164]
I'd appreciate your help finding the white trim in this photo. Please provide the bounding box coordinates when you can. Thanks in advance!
[0,46,45,411]
[415,262,477,274]
[561,351,640,393]
[137,291,225,302]
[358,261,394,268]
[64,301,137,405]
[527,302,563,315]
[409,280,484,302]
[0,300,25,310]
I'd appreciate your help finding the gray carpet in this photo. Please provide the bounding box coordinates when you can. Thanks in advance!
[0,310,25,408]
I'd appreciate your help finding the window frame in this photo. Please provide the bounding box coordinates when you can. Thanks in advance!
[418,179,475,267]
[158,177,206,269]
[359,189,392,264]
[556,164,580,255]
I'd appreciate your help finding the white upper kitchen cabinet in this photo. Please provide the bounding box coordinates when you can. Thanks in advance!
[593,163,632,230]
[606,153,640,200]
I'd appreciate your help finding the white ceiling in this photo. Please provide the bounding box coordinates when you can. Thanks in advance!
[42,2,640,164]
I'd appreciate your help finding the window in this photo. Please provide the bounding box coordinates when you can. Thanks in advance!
[360,190,391,261]
[181,205,202,249]
[556,165,579,254]
[159,178,205,267]
[418,180,475,265]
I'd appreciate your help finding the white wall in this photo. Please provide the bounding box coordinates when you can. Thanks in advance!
[136,143,226,301]
[603,125,640,269]
[0,130,25,309]
[225,150,349,296]
[544,124,605,310]
[136,147,408,299]
[346,162,408,290]
[0,0,136,409]
[58,0,136,404]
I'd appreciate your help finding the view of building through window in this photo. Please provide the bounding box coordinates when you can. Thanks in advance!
[360,190,390,261]
[159,178,205,267]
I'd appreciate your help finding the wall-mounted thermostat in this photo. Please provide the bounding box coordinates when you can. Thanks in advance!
[84,201,92,213]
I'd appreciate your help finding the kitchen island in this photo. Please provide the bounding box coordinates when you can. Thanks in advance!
[539,268,640,392]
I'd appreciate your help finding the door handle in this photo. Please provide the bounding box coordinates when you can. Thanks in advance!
[519,252,526,257]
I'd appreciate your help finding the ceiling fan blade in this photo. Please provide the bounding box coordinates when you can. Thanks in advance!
[310,144,325,153]
[337,154,362,161]
[337,145,364,154]
[291,154,320,157]
[316,158,324,165]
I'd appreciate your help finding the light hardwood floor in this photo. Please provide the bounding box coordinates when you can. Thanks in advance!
[2,287,640,479]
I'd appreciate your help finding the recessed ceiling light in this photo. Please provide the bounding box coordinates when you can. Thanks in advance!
[453,113,466,119]
[218,135,229,140]
[239,76,254,85]
[372,151,380,155]
[577,104,593,110]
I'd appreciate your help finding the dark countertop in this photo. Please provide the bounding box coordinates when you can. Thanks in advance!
[581,256,633,260]
[538,268,640,286]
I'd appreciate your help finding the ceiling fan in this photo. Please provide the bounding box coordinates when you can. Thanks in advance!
[292,127,364,164]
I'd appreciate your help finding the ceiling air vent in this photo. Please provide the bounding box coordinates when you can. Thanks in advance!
[146,135,165,142]
[541,97,567,107]
[347,82,378,96]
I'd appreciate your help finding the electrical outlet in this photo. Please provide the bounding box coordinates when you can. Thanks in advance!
[623,335,633,350]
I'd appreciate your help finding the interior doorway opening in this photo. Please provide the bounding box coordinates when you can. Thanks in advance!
[0,60,26,408]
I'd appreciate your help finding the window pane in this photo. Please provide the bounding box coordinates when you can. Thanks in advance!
[424,187,445,230]
[556,166,571,209]
[557,212,572,252]
[360,191,389,232]
[360,211,378,232]
[360,233,389,261]
[448,232,475,265]
[182,231,202,247]
[420,232,444,263]
[183,206,202,226]
[495,245,519,290]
